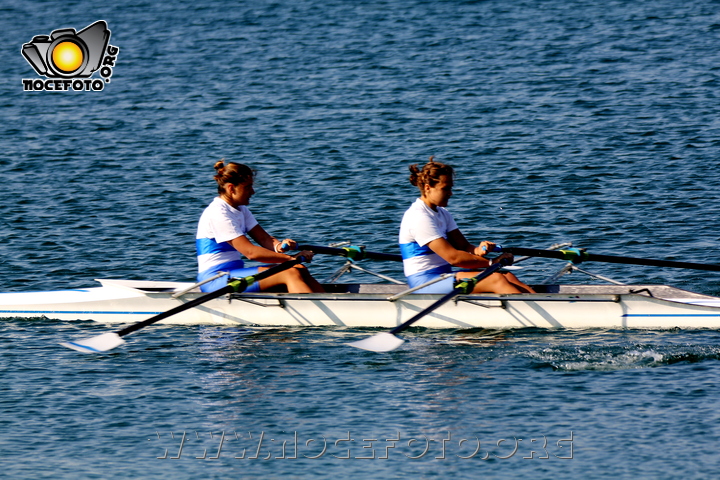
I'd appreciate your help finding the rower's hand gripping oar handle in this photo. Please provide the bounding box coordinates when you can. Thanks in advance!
[481,244,504,254]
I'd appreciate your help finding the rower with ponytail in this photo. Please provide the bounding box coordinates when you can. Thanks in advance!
[196,159,324,294]
[399,156,534,294]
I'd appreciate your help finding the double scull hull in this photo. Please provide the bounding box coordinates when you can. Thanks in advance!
[2,279,720,330]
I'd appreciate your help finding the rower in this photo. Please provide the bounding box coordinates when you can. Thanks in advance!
[195,160,324,294]
[398,156,535,294]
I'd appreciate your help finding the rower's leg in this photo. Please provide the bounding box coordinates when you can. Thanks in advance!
[503,272,536,293]
[258,265,324,293]
[456,271,522,294]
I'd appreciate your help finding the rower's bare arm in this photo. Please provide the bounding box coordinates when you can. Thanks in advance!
[248,224,298,253]
[447,229,495,256]
[446,228,474,253]
[247,224,278,251]
[229,234,293,263]
[427,237,490,269]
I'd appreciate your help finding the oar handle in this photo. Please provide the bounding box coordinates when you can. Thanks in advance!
[481,244,504,254]
[115,258,304,337]
[298,244,402,262]
[502,246,720,272]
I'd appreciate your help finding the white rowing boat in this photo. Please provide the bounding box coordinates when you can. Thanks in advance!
[4,277,720,330]
[9,242,720,353]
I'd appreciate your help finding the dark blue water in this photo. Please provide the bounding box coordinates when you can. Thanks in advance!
[2,0,720,478]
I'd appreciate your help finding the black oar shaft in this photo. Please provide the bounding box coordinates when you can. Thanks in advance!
[115,258,303,337]
[389,263,503,335]
[298,244,402,262]
[115,284,234,337]
[585,253,720,271]
[503,247,720,272]
[389,289,458,335]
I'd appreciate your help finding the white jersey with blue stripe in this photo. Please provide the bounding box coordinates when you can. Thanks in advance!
[196,197,258,274]
[398,198,458,278]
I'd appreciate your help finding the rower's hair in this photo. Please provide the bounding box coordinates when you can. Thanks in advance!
[408,156,454,193]
[213,160,255,193]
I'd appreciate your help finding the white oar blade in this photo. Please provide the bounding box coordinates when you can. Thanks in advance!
[346,332,404,353]
[60,332,125,353]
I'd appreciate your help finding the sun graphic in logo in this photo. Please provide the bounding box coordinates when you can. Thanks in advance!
[51,41,84,73]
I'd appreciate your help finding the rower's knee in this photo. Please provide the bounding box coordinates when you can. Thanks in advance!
[504,272,520,282]
[285,264,311,282]
[290,264,308,275]
[477,272,522,294]
[487,272,511,287]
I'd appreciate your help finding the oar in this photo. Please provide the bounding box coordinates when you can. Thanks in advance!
[347,262,505,353]
[60,258,305,353]
[502,247,720,272]
[298,244,402,262]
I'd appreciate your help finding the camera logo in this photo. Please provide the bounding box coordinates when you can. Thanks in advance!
[21,20,119,92]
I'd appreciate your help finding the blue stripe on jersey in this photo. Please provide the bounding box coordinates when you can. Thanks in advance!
[196,238,236,256]
[406,265,454,289]
[197,260,247,282]
[400,242,434,260]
